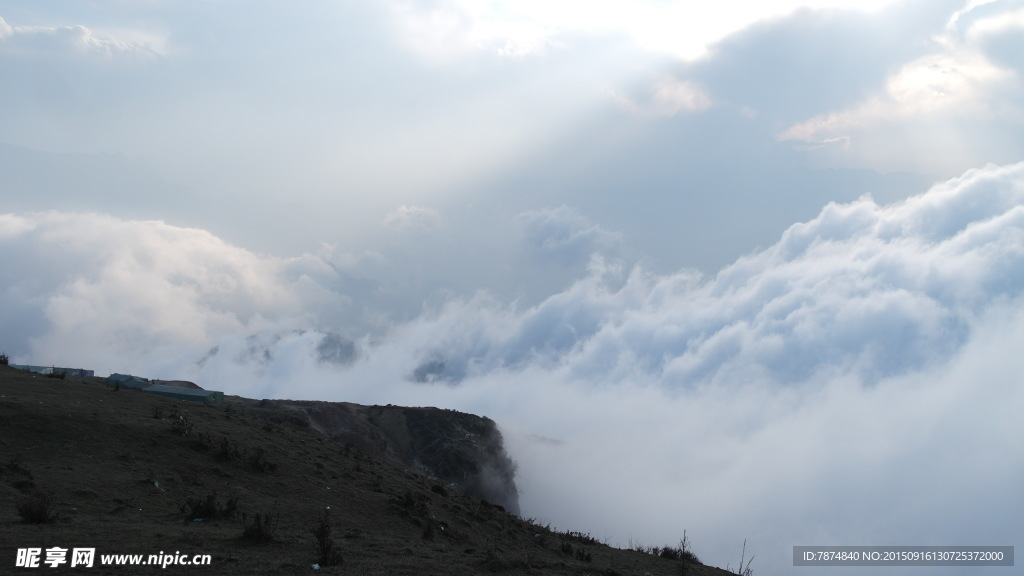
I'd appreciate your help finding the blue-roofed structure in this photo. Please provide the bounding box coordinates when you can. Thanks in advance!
[12,365,95,377]
[106,373,152,390]
[142,384,223,403]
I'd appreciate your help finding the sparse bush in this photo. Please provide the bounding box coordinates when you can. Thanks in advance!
[632,531,700,566]
[45,368,66,379]
[182,492,238,522]
[0,353,8,365]
[728,540,753,576]
[151,405,163,419]
[480,548,531,572]
[422,517,436,541]
[172,415,195,436]
[7,456,32,478]
[678,531,700,565]
[312,507,343,567]
[558,541,593,563]
[558,530,599,545]
[241,504,279,543]
[248,447,277,473]
[217,437,240,461]
[17,491,59,524]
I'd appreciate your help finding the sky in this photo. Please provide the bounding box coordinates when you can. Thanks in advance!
[2,0,1024,574]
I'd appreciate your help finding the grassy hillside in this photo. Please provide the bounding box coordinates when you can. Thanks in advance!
[0,365,738,575]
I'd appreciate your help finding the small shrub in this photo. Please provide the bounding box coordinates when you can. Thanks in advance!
[151,405,164,419]
[45,368,66,379]
[421,517,436,541]
[7,456,32,478]
[172,415,195,436]
[217,437,240,461]
[677,531,700,565]
[12,479,36,493]
[635,531,700,566]
[559,530,599,545]
[248,448,277,473]
[241,504,279,543]
[0,353,8,365]
[17,491,59,524]
[730,539,753,576]
[182,493,238,522]
[312,508,343,566]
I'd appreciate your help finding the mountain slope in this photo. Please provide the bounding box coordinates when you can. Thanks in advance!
[0,365,737,575]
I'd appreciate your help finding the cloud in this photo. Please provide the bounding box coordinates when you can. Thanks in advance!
[383,204,445,231]
[357,162,1023,573]
[0,3,1021,571]
[0,16,165,61]
[686,2,950,124]
[0,213,35,238]
[518,206,623,267]
[0,212,346,374]
[368,164,1024,399]
[383,0,906,62]
[969,4,1024,74]
[7,163,1024,575]
[266,161,1024,573]
[777,1,1024,174]
[610,78,713,117]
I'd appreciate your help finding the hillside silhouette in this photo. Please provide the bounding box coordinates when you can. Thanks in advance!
[0,365,739,575]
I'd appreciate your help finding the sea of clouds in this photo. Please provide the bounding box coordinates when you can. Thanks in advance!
[4,162,1024,575]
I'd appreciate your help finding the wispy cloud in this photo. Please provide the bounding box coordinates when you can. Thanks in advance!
[777,1,1024,173]
[384,204,445,231]
[0,16,166,61]
[384,0,904,61]
[518,206,623,264]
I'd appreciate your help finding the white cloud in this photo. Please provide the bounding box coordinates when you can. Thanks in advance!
[963,5,1024,37]
[302,161,1024,572]
[0,213,35,238]
[0,212,343,374]
[4,157,1024,574]
[518,206,623,265]
[610,78,714,116]
[383,204,445,231]
[778,2,1024,174]
[779,47,1013,138]
[74,163,1019,574]
[0,16,166,61]
[384,0,903,61]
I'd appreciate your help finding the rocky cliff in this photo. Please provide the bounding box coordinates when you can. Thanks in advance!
[235,397,520,514]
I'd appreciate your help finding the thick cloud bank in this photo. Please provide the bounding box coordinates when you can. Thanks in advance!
[4,162,1024,574]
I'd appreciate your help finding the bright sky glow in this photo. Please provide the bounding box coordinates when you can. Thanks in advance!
[389,0,904,60]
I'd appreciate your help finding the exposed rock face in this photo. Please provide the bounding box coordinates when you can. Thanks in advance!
[249,399,520,514]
